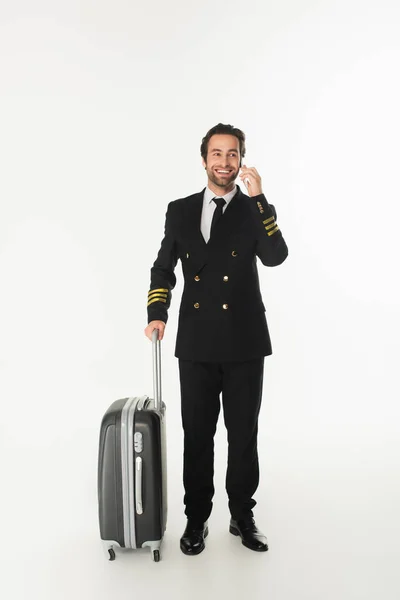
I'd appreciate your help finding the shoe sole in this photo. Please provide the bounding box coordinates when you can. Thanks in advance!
[180,527,209,556]
[229,525,269,552]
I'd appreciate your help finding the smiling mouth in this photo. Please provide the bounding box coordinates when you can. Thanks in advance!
[215,169,233,176]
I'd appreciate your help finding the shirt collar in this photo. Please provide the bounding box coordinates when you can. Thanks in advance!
[204,184,238,206]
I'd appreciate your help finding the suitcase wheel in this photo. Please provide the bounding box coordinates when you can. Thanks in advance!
[108,549,116,561]
[152,550,160,563]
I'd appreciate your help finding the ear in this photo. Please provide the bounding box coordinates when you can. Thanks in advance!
[202,158,207,169]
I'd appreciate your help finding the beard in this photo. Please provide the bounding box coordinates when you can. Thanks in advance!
[207,166,239,188]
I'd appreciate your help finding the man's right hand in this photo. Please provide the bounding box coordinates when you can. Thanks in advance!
[144,320,166,341]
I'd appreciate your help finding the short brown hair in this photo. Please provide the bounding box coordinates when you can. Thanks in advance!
[200,123,246,165]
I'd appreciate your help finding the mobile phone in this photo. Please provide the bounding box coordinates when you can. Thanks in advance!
[239,165,250,188]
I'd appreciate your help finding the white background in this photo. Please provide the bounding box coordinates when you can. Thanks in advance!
[1,1,399,598]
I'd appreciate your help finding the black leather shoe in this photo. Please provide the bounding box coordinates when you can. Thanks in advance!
[180,519,209,555]
[229,517,268,552]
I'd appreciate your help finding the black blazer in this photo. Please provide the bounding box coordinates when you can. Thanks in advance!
[147,185,288,362]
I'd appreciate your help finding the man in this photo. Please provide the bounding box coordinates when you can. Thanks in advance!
[144,123,288,555]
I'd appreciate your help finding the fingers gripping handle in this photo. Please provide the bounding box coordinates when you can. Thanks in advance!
[151,329,162,411]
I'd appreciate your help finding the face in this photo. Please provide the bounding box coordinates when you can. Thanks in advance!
[202,134,241,190]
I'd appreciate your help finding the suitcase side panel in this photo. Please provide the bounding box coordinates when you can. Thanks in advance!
[160,405,168,532]
[134,409,166,547]
[98,411,125,547]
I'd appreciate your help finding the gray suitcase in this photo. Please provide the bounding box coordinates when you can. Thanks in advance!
[97,330,167,562]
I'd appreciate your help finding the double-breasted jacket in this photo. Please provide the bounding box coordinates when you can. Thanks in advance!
[147,185,288,362]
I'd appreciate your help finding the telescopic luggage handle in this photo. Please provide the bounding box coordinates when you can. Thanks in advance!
[151,329,162,411]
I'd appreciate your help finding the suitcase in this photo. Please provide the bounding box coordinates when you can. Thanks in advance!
[97,329,167,562]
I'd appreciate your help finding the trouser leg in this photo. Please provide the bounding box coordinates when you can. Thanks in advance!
[178,359,222,522]
[221,357,265,521]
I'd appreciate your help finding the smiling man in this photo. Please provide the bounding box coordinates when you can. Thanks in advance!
[144,123,288,555]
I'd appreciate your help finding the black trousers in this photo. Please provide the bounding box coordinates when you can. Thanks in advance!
[178,357,265,522]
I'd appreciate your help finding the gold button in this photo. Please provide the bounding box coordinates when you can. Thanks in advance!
[231,250,237,257]
[194,275,200,281]
[222,303,229,310]
[186,252,190,258]
[194,302,200,309]
[223,275,229,282]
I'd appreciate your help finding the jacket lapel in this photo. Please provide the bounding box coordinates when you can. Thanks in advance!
[186,189,207,250]
[186,186,246,240]
[184,186,248,273]
[183,186,247,275]
[206,186,246,252]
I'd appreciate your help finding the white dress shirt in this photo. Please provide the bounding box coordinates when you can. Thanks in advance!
[200,185,238,243]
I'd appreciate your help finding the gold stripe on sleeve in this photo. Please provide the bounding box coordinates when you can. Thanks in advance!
[148,291,168,300]
[267,226,280,236]
[265,222,277,231]
[148,288,169,296]
[263,216,275,225]
[147,297,167,306]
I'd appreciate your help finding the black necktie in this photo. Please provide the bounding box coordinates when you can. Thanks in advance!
[210,197,226,238]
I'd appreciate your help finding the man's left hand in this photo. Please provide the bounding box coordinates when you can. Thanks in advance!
[239,165,263,197]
